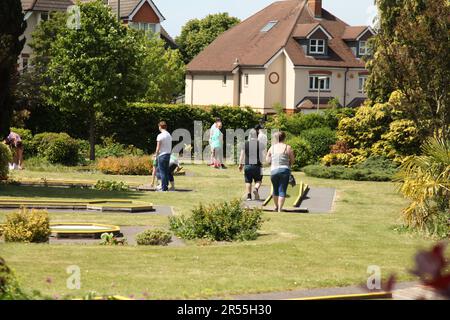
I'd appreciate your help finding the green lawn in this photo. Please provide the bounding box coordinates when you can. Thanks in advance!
[0,164,434,299]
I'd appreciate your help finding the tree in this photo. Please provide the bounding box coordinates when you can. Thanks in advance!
[366,0,450,139]
[139,34,185,103]
[0,0,26,137]
[176,13,240,63]
[45,1,147,160]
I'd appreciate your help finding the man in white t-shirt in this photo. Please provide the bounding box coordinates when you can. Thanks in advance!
[155,121,172,191]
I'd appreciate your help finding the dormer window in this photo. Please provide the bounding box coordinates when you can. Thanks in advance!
[310,39,326,54]
[359,41,368,56]
[129,22,157,33]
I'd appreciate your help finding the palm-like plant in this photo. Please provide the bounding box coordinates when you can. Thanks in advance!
[395,138,450,235]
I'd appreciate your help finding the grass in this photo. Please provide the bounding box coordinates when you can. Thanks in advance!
[0,164,436,299]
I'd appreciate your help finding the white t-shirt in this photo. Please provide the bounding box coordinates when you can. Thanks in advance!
[157,130,172,156]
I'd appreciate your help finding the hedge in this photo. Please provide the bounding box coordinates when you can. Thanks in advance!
[25,104,263,153]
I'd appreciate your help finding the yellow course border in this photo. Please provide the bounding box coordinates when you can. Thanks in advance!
[49,223,121,235]
[290,292,393,300]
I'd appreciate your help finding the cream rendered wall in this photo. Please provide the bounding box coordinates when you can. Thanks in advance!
[264,53,285,113]
[240,69,266,112]
[284,54,296,111]
[294,68,347,107]
[19,12,39,69]
[187,74,234,106]
[185,75,193,105]
[345,70,368,105]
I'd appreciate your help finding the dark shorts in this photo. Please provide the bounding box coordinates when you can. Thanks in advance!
[244,165,262,184]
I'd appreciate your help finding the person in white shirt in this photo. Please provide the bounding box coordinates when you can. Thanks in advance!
[155,121,172,191]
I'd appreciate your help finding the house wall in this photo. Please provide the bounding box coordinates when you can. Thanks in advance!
[345,70,367,105]
[22,13,38,56]
[285,54,296,111]
[240,69,266,112]
[294,68,346,107]
[186,74,235,106]
[264,53,285,113]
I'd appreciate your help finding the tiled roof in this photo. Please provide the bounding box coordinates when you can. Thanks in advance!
[79,0,164,20]
[21,0,74,11]
[292,23,319,38]
[347,97,367,108]
[296,96,335,109]
[187,0,370,73]
[342,26,368,40]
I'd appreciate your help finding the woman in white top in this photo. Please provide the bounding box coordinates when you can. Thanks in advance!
[266,131,295,212]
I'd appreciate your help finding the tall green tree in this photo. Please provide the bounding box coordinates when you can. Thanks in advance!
[0,0,26,137]
[176,13,240,64]
[45,1,147,160]
[139,34,185,103]
[366,0,450,138]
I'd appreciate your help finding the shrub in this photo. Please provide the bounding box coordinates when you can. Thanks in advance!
[0,144,12,180]
[2,208,51,243]
[382,119,423,156]
[100,233,127,246]
[95,137,144,159]
[286,136,314,170]
[169,200,264,242]
[32,132,81,165]
[45,136,81,166]
[395,138,450,237]
[93,180,129,191]
[96,156,152,175]
[300,127,337,160]
[136,229,172,246]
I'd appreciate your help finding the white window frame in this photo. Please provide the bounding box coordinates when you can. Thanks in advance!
[359,41,368,56]
[129,22,157,33]
[309,75,331,91]
[38,11,50,24]
[309,39,326,55]
[358,75,367,93]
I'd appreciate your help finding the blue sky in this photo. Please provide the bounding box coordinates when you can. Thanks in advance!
[154,0,377,37]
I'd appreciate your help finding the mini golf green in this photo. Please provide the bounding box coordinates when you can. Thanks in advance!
[0,199,154,213]
[50,223,121,239]
[263,181,309,210]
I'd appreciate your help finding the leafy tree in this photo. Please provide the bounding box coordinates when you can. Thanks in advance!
[44,1,147,160]
[0,0,26,137]
[139,34,185,103]
[366,0,450,138]
[176,13,240,63]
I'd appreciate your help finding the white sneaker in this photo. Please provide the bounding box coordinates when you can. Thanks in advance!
[253,189,260,201]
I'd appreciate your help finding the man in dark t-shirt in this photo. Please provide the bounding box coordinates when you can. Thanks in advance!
[239,129,266,201]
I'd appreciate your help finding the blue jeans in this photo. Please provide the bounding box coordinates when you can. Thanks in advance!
[271,168,291,197]
[157,154,170,191]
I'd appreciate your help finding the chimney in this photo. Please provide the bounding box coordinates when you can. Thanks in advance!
[308,0,322,18]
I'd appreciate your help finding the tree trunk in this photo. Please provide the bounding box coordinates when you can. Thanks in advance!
[89,111,96,161]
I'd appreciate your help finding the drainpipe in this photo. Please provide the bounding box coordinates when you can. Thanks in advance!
[117,0,121,21]
[190,74,194,106]
[343,68,349,107]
